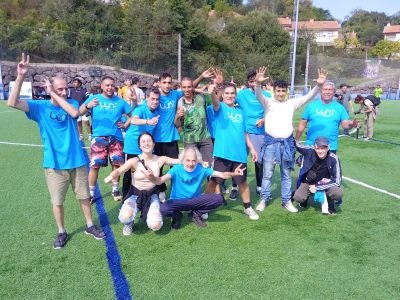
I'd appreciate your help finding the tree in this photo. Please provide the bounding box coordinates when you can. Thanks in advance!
[370,40,400,60]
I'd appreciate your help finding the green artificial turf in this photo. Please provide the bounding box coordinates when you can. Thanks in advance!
[1,100,399,299]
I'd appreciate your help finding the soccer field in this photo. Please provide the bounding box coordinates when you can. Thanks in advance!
[1,100,399,299]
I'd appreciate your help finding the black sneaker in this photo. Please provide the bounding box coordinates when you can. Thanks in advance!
[90,195,95,205]
[229,189,238,201]
[171,212,183,230]
[112,190,122,202]
[85,225,106,240]
[335,199,343,206]
[53,232,68,250]
[190,212,207,228]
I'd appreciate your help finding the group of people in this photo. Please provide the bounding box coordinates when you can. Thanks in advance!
[8,53,362,249]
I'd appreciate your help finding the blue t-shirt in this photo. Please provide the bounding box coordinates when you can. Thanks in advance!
[153,90,183,143]
[236,88,270,135]
[168,164,214,200]
[302,99,349,150]
[123,104,158,155]
[206,104,215,138]
[26,100,88,170]
[213,102,248,163]
[84,94,132,141]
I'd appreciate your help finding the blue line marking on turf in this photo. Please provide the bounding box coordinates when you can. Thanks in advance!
[82,144,133,300]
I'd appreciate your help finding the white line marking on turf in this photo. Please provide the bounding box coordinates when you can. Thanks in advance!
[343,176,400,200]
[0,110,17,113]
[0,141,89,149]
[2,140,400,200]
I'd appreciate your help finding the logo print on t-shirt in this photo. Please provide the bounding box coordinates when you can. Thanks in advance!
[159,101,174,110]
[316,108,336,118]
[99,102,118,110]
[50,111,67,122]
[181,174,199,185]
[227,112,243,123]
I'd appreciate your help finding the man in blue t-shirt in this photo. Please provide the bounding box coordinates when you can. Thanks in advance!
[295,81,359,152]
[206,82,260,221]
[7,54,104,250]
[80,76,132,202]
[236,69,271,196]
[143,147,246,229]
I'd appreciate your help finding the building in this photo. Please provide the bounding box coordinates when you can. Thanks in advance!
[277,18,341,46]
[383,24,400,42]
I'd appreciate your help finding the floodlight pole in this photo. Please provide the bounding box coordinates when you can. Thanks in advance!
[290,0,300,96]
[178,33,182,82]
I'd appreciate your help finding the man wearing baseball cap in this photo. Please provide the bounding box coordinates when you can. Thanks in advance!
[292,137,343,215]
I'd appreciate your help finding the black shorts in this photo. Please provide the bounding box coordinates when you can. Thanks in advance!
[154,141,179,158]
[211,157,247,185]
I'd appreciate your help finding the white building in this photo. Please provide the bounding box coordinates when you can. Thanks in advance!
[383,24,400,42]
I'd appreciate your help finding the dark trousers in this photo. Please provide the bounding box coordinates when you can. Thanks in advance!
[160,194,224,218]
[154,141,179,193]
[122,153,138,198]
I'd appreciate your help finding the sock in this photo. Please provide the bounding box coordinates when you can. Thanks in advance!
[86,222,94,228]
[89,186,95,197]
[58,228,66,234]
[243,202,251,209]
[112,182,119,192]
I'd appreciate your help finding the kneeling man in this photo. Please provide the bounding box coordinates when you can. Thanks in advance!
[293,137,343,215]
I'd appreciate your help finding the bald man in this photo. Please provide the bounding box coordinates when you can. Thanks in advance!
[7,54,105,250]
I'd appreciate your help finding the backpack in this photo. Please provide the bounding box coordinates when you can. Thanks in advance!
[366,95,381,107]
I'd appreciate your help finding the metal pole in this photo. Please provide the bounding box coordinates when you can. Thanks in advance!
[304,40,310,89]
[290,0,300,96]
[178,33,182,82]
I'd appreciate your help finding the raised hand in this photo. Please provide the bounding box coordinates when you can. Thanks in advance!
[255,66,269,83]
[213,68,224,85]
[17,53,30,77]
[201,67,215,79]
[314,68,328,85]
[42,78,53,95]
[233,164,247,176]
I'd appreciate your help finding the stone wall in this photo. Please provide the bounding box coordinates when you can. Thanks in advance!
[0,61,158,90]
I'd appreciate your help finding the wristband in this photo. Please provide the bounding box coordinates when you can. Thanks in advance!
[85,104,90,110]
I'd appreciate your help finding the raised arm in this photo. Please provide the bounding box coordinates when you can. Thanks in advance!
[193,67,215,88]
[254,66,269,109]
[159,156,181,167]
[7,53,30,112]
[292,68,327,110]
[43,79,79,118]
[104,157,139,183]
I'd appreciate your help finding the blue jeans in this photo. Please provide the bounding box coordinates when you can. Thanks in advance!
[260,143,292,203]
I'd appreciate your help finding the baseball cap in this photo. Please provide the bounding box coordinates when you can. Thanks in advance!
[314,137,329,147]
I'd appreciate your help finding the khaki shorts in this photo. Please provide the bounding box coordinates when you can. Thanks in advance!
[44,166,90,205]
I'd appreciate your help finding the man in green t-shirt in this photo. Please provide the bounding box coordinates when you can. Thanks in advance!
[374,85,383,99]
[174,77,213,166]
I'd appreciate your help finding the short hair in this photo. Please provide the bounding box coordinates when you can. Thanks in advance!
[101,76,115,82]
[354,95,364,104]
[247,70,257,81]
[51,76,67,85]
[147,87,160,97]
[323,81,336,90]
[180,76,192,83]
[132,77,139,85]
[223,83,237,93]
[273,80,288,89]
[138,131,155,147]
[159,72,172,81]
[179,146,203,163]
[73,78,82,85]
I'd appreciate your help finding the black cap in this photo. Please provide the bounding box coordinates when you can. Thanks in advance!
[314,137,329,147]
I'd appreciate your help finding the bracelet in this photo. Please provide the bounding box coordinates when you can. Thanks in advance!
[85,104,90,109]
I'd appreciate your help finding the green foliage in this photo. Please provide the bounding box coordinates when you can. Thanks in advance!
[370,40,400,60]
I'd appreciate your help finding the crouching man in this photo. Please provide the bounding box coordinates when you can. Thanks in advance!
[293,137,343,215]
[143,146,246,229]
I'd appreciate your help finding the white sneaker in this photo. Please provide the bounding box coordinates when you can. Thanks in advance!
[244,207,259,220]
[282,201,298,213]
[256,200,267,212]
[201,213,209,220]
[159,192,166,203]
[122,223,133,236]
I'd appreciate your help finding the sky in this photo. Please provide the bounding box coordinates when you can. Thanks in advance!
[312,0,400,21]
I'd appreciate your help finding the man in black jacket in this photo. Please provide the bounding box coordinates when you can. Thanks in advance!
[293,137,343,215]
